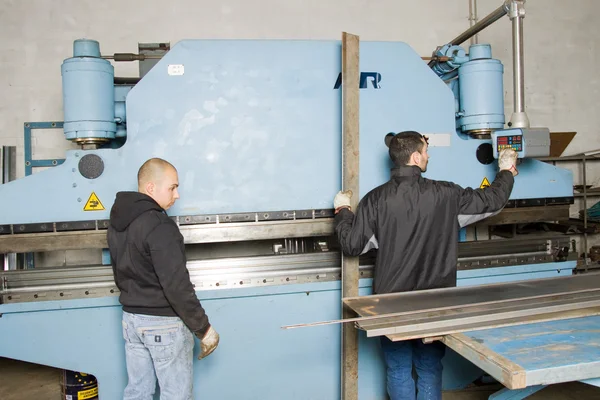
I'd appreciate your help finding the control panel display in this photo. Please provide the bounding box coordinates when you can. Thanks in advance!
[496,135,522,152]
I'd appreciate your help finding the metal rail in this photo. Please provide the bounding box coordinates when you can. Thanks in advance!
[0,237,572,304]
[0,252,365,303]
[0,217,336,253]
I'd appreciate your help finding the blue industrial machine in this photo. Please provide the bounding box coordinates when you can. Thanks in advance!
[0,2,585,399]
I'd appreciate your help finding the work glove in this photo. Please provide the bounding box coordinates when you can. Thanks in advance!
[334,190,353,211]
[498,148,519,176]
[197,325,219,360]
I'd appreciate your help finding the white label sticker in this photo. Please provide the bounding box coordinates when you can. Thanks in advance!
[168,64,185,76]
[423,133,451,147]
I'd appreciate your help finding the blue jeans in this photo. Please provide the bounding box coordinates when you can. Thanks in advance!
[380,337,445,400]
[122,311,195,400]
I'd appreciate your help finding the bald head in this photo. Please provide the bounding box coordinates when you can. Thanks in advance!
[137,158,180,210]
[138,158,176,190]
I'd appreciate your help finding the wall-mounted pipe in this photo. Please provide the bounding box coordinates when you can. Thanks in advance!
[102,53,162,61]
[469,0,479,45]
[428,0,510,69]
[508,0,530,128]
[449,1,510,47]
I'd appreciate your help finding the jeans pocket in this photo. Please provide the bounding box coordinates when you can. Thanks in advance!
[140,324,180,362]
[122,320,129,341]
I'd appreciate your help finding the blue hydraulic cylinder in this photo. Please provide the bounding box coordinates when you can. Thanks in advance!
[431,44,469,77]
[61,39,116,143]
[114,85,132,138]
[457,44,505,133]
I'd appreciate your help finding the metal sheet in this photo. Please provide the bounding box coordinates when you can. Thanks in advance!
[343,273,600,318]
[390,306,600,343]
[339,273,600,339]
[363,295,600,339]
[360,290,600,332]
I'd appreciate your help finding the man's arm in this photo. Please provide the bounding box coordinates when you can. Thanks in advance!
[334,192,378,256]
[456,170,514,227]
[147,222,210,336]
[456,149,518,227]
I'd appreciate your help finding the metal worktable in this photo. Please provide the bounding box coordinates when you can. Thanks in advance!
[442,316,600,399]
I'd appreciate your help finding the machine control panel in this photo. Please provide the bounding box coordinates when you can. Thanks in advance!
[496,135,522,152]
[491,128,550,158]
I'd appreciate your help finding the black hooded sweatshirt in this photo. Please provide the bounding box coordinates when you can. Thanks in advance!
[107,191,210,337]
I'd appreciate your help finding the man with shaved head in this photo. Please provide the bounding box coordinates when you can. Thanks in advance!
[108,157,219,400]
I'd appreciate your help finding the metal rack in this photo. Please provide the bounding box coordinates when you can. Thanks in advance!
[537,151,600,270]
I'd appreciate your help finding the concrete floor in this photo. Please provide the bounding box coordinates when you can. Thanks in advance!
[1,357,600,399]
[0,358,63,399]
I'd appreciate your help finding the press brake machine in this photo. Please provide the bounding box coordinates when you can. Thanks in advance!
[0,1,590,398]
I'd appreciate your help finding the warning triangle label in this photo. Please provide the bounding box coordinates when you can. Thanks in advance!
[84,192,105,211]
[479,177,491,189]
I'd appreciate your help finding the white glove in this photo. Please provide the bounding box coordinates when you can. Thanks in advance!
[498,148,518,176]
[334,190,353,210]
[198,326,219,360]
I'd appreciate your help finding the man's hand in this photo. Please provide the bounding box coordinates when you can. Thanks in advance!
[498,148,519,177]
[334,190,353,213]
[198,326,219,360]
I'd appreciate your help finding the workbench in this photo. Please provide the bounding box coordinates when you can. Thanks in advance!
[441,316,600,399]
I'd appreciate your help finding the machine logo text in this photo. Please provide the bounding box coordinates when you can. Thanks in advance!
[333,72,382,89]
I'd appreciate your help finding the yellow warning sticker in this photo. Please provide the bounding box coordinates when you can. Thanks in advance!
[84,192,105,211]
[78,386,98,400]
[479,177,491,189]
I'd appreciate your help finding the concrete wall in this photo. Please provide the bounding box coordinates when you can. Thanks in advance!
[1,0,599,263]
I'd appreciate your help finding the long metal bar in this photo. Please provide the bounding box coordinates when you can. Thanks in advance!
[508,0,529,128]
[0,200,572,253]
[0,225,568,254]
[0,218,335,253]
[2,146,17,271]
[583,155,589,267]
[449,1,509,47]
[458,250,547,263]
[468,0,479,45]
[511,3,525,115]
[1,146,13,184]
[341,31,360,400]
[483,204,570,225]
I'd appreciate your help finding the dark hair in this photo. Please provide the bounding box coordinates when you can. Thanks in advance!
[385,131,427,166]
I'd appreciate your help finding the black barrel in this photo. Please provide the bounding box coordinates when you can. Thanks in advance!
[62,369,98,400]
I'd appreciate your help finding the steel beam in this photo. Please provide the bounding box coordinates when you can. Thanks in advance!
[0,218,336,253]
